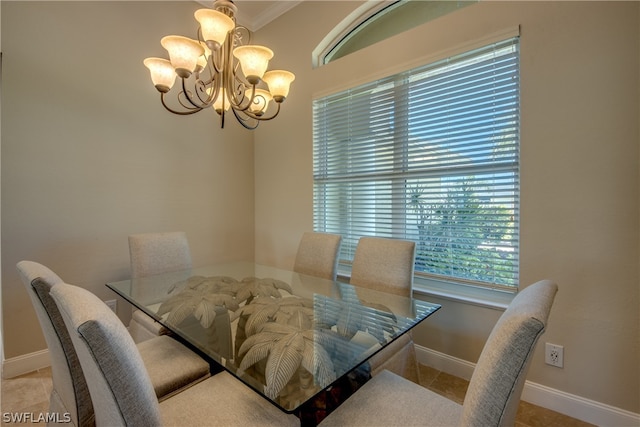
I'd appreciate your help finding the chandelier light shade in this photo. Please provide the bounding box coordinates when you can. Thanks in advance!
[233,45,274,84]
[194,9,234,49]
[143,58,176,93]
[144,0,295,129]
[160,36,205,78]
[195,42,212,73]
[212,88,230,113]
[263,70,296,102]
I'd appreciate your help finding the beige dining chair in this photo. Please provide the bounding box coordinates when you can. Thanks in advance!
[349,236,420,383]
[17,261,92,427]
[51,281,299,427]
[350,236,416,296]
[321,279,558,427]
[17,260,210,426]
[293,232,342,280]
[127,231,193,343]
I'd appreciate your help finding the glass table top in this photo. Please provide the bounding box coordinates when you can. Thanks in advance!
[107,262,441,413]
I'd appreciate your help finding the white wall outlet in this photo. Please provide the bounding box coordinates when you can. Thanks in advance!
[545,342,564,368]
[105,299,117,314]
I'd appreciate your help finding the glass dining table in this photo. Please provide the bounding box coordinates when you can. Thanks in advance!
[107,262,441,425]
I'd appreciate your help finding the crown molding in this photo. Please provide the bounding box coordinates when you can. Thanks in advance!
[196,1,303,32]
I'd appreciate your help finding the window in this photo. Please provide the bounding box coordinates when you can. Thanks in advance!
[314,0,476,67]
[313,37,520,290]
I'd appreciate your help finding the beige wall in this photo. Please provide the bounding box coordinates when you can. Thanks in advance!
[254,1,639,414]
[0,0,3,369]
[1,2,255,358]
[1,0,638,417]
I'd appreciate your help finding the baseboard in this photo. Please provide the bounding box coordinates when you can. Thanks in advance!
[417,343,476,380]
[2,349,50,379]
[416,345,640,427]
[522,381,640,427]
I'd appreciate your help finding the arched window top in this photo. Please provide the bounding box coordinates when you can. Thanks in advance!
[312,0,476,68]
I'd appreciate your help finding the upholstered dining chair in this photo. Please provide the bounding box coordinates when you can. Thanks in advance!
[17,261,90,427]
[17,260,210,427]
[321,279,558,427]
[349,236,420,383]
[350,236,416,295]
[127,231,193,343]
[293,232,342,280]
[51,282,299,427]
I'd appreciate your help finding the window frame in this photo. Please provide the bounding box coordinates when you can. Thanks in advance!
[313,36,521,294]
[313,0,477,68]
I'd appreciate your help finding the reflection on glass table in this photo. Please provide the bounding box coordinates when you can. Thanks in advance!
[107,262,441,416]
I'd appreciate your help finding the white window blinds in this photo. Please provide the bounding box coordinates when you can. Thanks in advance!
[313,37,520,289]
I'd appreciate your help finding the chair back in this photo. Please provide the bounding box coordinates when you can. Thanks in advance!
[51,282,163,427]
[461,279,558,427]
[293,232,342,280]
[350,237,416,297]
[129,231,192,278]
[16,261,95,427]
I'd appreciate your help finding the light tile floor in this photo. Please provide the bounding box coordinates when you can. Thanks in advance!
[2,365,595,426]
[417,364,595,427]
[1,368,52,427]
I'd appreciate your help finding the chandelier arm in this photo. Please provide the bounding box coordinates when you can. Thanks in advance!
[160,93,203,115]
[225,26,257,112]
[193,78,217,106]
[231,108,259,130]
[179,77,211,109]
[244,101,282,121]
[232,80,255,112]
[223,33,247,111]
[206,45,221,75]
[234,25,251,45]
[196,68,215,87]
[230,100,281,129]
[260,102,282,121]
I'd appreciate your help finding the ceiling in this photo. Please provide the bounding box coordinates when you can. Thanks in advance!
[196,1,303,31]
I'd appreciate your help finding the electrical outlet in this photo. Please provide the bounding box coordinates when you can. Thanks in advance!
[105,299,117,314]
[545,342,564,368]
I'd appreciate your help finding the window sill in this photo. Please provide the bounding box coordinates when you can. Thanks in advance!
[338,267,514,310]
[412,276,513,310]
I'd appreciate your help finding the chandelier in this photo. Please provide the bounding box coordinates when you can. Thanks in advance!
[143,0,295,130]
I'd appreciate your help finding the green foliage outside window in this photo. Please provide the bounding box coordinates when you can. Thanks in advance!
[407,182,517,286]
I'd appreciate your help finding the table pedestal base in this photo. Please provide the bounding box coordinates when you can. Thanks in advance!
[297,362,371,427]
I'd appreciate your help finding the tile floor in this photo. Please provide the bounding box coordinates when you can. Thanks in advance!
[417,364,595,427]
[1,368,52,426]
[2,365,594,426]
